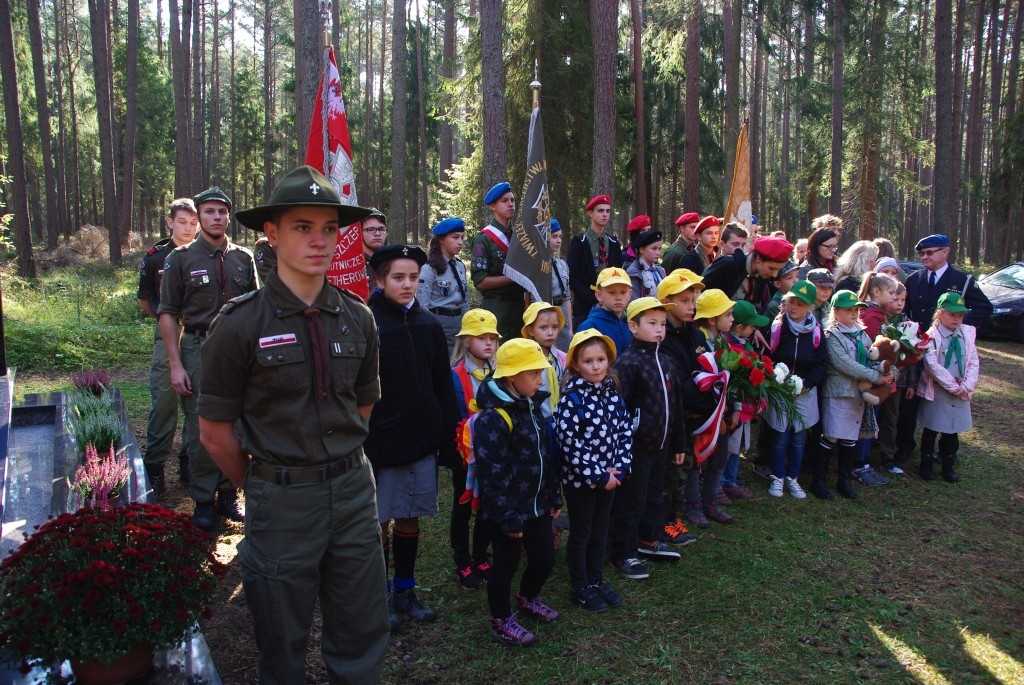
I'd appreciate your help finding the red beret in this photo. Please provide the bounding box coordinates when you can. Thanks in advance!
[753,236,794,263]
[626,215,651,234]
[586,195,612,211]
[674,212,699,226]
[694,215,720,234]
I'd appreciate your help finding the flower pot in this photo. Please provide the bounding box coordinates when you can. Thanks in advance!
[70,643,154,685]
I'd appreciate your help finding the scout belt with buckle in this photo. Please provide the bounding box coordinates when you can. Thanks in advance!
[252,453,357,485]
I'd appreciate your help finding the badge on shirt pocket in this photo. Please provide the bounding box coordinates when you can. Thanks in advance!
[189,269,210,286]
[330,337,367,387]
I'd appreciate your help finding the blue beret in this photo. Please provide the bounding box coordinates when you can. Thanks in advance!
[751,215,758,225]
[484,182,512,206]
[432,217,466,236]
[549,219,561,233]
[915,234,950,251]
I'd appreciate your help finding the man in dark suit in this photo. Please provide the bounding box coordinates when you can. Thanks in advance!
[567,194,623,329]
[899,233,992,472]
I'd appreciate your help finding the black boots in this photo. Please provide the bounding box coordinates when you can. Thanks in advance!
[217,489,245,522]
[919,453,937,481]
[145,463,165,496]
[836,444,858,500]
[810,442,834,500]
[941,454,960,483]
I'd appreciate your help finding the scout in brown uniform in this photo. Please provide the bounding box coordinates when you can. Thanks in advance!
[198,166,388,684]
[137,197,197,494]
[159,186,258,531]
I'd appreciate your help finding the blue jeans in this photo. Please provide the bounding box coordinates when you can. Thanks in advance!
[770,426,807,480]
[721,453,741,488]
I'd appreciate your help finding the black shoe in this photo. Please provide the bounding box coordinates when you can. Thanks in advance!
[941,454,960,483]
[177,450,189,483]
[594,581,623,607]
[810,478,834,500]
[919,455,937,481]
[638,540,681,560]
[145,464,165,496]
[393,588,437,623]
[455,564,483,589]
[190,502,216,532]
[217,489,245,522]
[387,593,401,633]
[571,585,609,612]
[836,477,858,500]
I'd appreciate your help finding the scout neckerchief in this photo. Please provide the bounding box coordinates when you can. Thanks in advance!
[304,308,331,406]
[942,326,964,378]
[448,258,467,302]
[598,237,608,268]
[837,322,868,365]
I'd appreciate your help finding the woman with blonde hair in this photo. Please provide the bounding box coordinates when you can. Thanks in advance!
[833,240,879,293]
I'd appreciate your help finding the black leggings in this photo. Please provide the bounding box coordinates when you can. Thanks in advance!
[920,429,959,457]
[485,514,555,620]
[449,464,491,568]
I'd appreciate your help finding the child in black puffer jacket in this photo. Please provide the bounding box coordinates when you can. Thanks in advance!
[474,339,563,647]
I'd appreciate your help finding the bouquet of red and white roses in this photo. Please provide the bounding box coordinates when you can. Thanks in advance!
[714,339,801,423]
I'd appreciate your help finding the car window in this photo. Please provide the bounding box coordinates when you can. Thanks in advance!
[984,264,1024,289]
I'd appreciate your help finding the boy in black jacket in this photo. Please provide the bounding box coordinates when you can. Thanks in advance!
[609,297,688,580]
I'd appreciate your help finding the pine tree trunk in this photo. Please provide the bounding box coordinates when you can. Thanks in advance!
[830,0,843,216]
[88,0,121,262]
[630,0,646,213]
[192,0,204,182]
[985,0,1009,262]
[933,0,956,240]
[390,0,408,235]
[750,2,763,215]
[722,0,740,200]
[0,0,36,276]
[51,0,72,238]
[439,0,455,183]
[480,0,507,193]
[26,0,60,248]
[170,0,193,196]
[415,0,427,243]
[294,0,323,162]
[120,0,139,250]
[683,0,700,212]
[590,0,616,196]
[262,0,273,196]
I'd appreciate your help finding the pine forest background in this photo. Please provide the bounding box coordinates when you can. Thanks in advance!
[0,0,1022,280]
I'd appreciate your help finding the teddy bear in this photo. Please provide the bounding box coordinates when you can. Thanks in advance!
[857,336,900,405]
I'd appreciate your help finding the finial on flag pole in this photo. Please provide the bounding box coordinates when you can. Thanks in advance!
[530,60,541,110]
[320,0,333,48]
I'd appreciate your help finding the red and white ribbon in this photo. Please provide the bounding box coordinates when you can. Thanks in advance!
[691,351,730,464]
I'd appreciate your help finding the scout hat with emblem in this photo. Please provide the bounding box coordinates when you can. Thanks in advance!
[657,271,705,300]
[830,290,869,309]
[521,301,566,337]
[549,218,562,233]
[752,235,794,263]
[368,244,428,270]
[626,296,676,322]
[235,165,372,230]
[785,280,818,307]
[695,289,735,320]
[674,212,699,227]
[694,215,720,235]
[731,300,770,328]
[493,338,550,379]
[593,266,631,290]
[565,329,617,368]
[626,215,651,235]
[936,291,969,313]
[194,186,232,211]
[457,309,501,338]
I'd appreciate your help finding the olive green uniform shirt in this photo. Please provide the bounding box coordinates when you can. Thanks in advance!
[158,232,258,329]
[198,271,381,467]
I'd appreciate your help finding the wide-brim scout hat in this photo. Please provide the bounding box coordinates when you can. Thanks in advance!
[593,267,631,290]
[521,301,566,337]
[627,296,676,322]
[235,166,372,230]
[731,300,770,328]
[695,289,735,320]
[936,291,969,313]
[493,339,550,379]
[657,272,705,300]
[457,309,501,338]
[785,280,818,307]
[830,290,869,309]
[566,329,617,368]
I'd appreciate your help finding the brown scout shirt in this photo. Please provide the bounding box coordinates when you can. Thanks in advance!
[158,232,258,330]
[198,271,381,467]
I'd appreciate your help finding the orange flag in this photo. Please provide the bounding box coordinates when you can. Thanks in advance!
[725,120,754,236]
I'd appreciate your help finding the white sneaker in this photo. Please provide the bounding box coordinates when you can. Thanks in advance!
[785,477,807,499]
[768,476,784,497]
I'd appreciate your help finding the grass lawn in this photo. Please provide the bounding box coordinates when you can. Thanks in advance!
[6,262,1023,684]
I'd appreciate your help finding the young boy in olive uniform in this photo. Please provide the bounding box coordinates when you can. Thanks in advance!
[158,186,258,530]
[137,198,197,494]
[198,166,389,684]
[471,182,526,341]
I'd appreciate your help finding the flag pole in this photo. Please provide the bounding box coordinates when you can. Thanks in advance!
[531,59,540,110]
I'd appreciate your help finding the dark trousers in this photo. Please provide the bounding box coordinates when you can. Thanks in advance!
[921,429,959,456]
[896,391,920,457]
[610,448,667,563]
[563,485,615,589]
[449,464,491,568]
[485,514,555,620]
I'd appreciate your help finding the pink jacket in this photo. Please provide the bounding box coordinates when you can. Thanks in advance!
[917,323,979,401]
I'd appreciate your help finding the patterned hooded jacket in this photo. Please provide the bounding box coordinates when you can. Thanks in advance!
[555,374,634,490]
